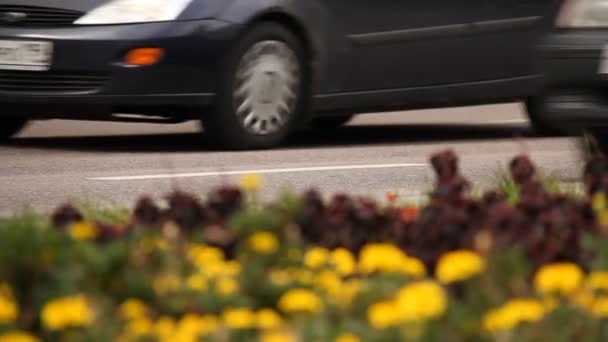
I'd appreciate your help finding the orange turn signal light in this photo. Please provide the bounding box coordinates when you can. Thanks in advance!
[124,48,164,66]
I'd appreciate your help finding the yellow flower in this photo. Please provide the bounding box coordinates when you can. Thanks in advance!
[534,262,584,296]
[314,270,342,295]
[330,248,356,276]
[591,296,608,318]
[270,270,292,286]
[187,244,225,270]
[359,243,421,275]
[240,174,262,192]
[255,308,284,330]
[0,332,41,342]
[435,250,486,284]
[119,299,148,320]
[153,273,181,295]
[278,288,323,314]
[304,247,329,269]
[248,232,279,254]
[590,271,608,291]
[334,333,361,342]
[215,277,239,296]
[0,294,18,324]
[41,294,94,331]
[571,287,596,312]
[334,279,363,308]
[224,260,243,276]
[154,316,176,339]
[367,300,401,329]
[593,193,607,211]
[186,274,208,291]
[483,298,545,333]
[395,281,447,322]
[402,256,427,278]
[69,221,99,241]
[259,331,296,342]
[222,308,256,329]
[125,317,153,338]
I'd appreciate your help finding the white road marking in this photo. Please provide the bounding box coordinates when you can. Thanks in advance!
[89,163,428,181]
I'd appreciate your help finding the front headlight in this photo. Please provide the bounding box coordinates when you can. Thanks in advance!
[557,0,608,27]
[74,0,194,25]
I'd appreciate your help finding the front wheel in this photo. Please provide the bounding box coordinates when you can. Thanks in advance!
[203,23,310,150]
[0,118,28,141]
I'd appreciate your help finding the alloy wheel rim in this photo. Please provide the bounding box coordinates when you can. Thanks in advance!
[233,40,300,135]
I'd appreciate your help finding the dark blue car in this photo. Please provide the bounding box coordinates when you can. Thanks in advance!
[0,0,560,149]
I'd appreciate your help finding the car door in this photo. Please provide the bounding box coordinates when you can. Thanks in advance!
[471,0,562,81]
[323,0,482,93]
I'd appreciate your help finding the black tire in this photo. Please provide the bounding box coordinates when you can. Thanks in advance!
[203,23,310,150]
[0,118,28,141]
[525,96,566,137]
[309,115,354,129]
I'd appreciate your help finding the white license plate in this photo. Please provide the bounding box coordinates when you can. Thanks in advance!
[0,40,52,71]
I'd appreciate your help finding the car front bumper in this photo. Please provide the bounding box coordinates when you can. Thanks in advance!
[538,29,608,131]
[0,19,240,117]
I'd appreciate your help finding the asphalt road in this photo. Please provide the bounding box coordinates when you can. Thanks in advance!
[0,103,584,215]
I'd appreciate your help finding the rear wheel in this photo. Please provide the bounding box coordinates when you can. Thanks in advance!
[0,118,28,141]
[525,96,565,137]
[203,23,309,150]
[309,115,354,129]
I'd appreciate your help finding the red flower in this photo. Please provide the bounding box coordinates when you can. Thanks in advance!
[399,207,419,222]
[386,192,398,204]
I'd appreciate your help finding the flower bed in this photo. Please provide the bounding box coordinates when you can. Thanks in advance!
[2,148,608,341]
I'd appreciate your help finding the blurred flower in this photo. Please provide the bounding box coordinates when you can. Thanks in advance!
[571,287,596,312]
[399,207,418,222]
[590,271,608,291]
[196,315,219,336]
[591,296,608,318]
[125,317,153,338]
[534,262,584,296]
[240,174,262,192]
[259,331,296,342]
[153,273,181,295]
[0,332,41,342]
[314,270,342,296]
[402,256,427,278]
[270,269,292,286]
[154,316,176,340]
[334,333,361,342]
[215,277,239,296]
[367,300,401,329]
[330,248,356,276]
[187,244,225,269]
[0,284,17,324]
[592,193,607,211]
[278,289,323,314]
[222,307,256,329]
[386,192,398,204]
[41,294,94,331]
[119,299,148,321]
[335,279,363,308]
[248,232,279,254]
[69,221,99,241]
[304,247,329,269]
[186,274,208,291]
[396,281,447,322]
[255,308,284,330]
[359,243,423,276]
[435,250,486,284]
[483,298,545,333]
